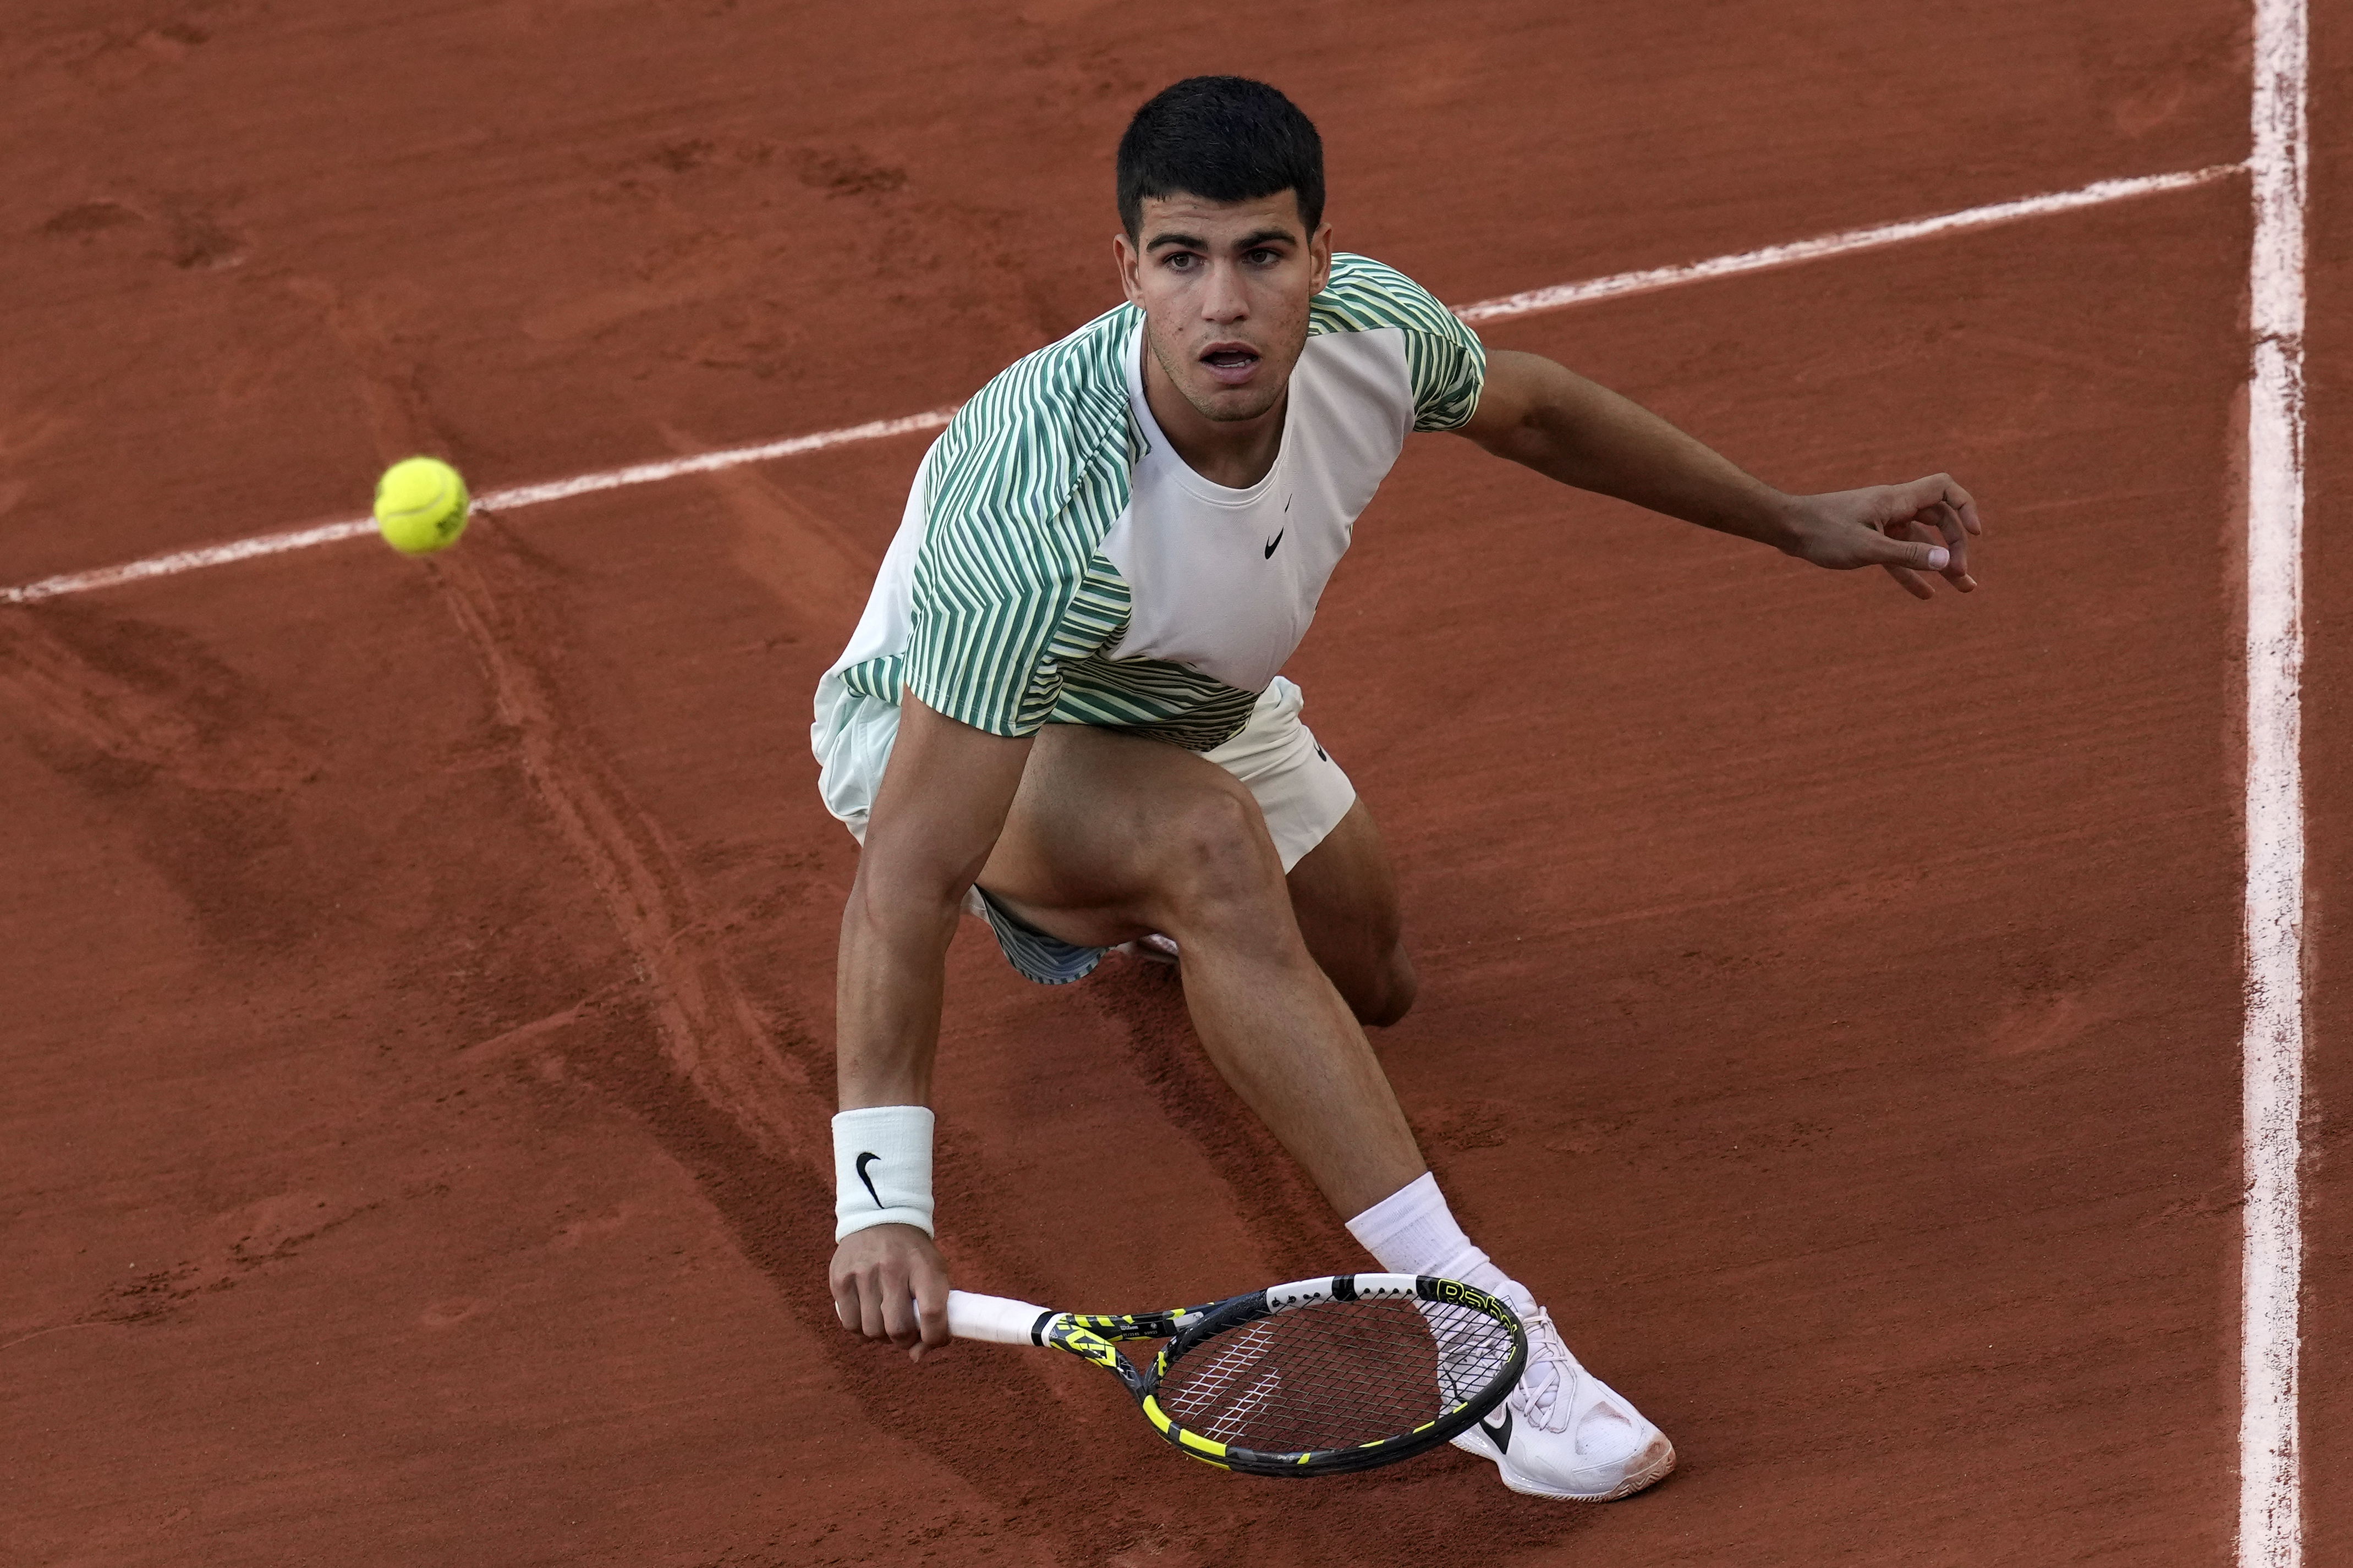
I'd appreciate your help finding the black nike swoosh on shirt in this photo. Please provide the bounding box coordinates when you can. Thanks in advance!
[855,1151,884,1208]
[1480,1405,1513,1453]
[1264,528,1285,558]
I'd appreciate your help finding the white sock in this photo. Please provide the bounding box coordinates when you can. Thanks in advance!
[1345,1171,1537,1323]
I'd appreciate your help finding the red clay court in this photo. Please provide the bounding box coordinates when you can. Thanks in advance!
[3,3,2343,1564]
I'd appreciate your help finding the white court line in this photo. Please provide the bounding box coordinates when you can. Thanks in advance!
[0,164,2240,608]
[0,409,959,606]
[2240,0,2310,1562]
[1453,164,2240,322]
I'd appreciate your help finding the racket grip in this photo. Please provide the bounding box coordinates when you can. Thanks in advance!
[946,1289,1054,1345]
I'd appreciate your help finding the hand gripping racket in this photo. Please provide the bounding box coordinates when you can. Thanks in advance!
[946,1273,1526,1476]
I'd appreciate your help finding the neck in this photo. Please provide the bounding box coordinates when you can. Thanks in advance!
[1140,342,1287,489]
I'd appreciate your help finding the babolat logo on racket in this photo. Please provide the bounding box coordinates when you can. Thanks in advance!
[1044,1319,1126,1373]
[1425,1278,1502,1314]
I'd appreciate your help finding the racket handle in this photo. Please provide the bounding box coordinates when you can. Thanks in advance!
[947,1289,1054,1345]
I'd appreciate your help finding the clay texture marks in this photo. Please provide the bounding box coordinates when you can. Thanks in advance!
[424,530,1172,1563]
[432,538,816,1162]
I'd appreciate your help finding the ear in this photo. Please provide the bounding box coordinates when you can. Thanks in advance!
[1307,221,1334,295]
[1113,230,1146,307]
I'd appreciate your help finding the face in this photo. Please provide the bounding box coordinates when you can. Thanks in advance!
[1115,190,1333,425]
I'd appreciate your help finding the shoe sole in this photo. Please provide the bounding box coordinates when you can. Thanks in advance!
[1457,1427,1677,1503]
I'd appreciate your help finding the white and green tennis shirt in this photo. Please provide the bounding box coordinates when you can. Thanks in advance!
[817,253,1485,753]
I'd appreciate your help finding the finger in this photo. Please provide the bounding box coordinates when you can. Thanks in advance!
[1880,561,1935,601]
[1862,526,1950,575]
[1941,476,1984,535]
[908,1257,952,1363]
[1918,505,1978,590]
[1882,476,1944,524]
[1918,474,1983,536]
[1939,523,1977,591]
[882,1263,923,1350]
[855,1272,890,1340]
[1906,509,1974,589]
[1878,522,1939,595]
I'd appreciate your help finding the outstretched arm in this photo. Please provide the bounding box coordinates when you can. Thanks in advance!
[1457,348,1982,599]
[831,694,1033,1361]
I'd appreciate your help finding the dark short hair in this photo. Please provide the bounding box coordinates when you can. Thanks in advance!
[1116,76,1324,239]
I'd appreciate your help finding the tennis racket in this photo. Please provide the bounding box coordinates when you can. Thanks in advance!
[945,1272,1526,1477]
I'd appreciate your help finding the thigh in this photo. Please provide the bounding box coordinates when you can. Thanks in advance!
[1285,799,1417,1026]
[977,722,1287,948]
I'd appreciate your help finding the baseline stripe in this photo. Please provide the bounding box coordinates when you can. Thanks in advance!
[0,409,956,606]
[1,166,2240,607]
[478,408,959,512]
[2238,2,2309,1565]
[1452,164,2242,323]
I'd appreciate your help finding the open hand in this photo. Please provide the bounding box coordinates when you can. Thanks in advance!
[831,1222,952,1362]
[1782,474,1982,600]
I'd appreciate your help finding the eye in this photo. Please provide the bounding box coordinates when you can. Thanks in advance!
[1164,251,1200,272]
[1246,248,1281,266]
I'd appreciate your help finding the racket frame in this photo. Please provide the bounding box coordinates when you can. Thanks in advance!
[968,1272,1527,1478]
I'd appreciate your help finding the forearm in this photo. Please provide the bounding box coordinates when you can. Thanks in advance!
[832,695,1033,1109]
[1471,352,1797,547]
[830,856,964,1361]
[834,861,966,1109]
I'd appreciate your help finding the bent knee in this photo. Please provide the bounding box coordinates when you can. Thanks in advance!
[1159,785,1286,910]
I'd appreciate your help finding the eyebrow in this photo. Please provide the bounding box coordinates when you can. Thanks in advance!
[1144,226,1300,254]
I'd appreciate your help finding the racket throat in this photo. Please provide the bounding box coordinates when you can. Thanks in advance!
[1043,1316,1154,1399]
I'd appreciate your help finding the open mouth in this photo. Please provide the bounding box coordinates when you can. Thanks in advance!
[1199,344,1260,386]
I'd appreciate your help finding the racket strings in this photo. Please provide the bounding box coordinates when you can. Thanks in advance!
[1158,1299,1515,1455]
[1422,1299,1505,1405]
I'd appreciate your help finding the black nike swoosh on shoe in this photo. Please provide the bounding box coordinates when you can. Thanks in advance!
[1480,1405,1513,1453]
[855,1151,884,1208]
[1264,527,1285,558]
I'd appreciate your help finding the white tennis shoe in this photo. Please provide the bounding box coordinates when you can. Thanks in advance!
[1451,1307,1675,1501]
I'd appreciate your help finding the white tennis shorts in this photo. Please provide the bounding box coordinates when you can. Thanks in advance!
[811,675,1358,981]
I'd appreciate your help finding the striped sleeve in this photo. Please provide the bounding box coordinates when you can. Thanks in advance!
[901,316,1135,736]
[1311,254,1489,432]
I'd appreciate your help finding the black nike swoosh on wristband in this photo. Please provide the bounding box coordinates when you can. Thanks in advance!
[855,1151,884,1208]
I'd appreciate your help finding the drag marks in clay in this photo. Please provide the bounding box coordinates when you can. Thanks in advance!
[0,610,319,795]
[431,534,816,1162]
[0,608,334,949]
[32,192,246,272]
[15,1191,387,1343]
[427,530,1151,1564]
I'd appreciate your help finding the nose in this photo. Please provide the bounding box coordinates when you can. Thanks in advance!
[1200,257,1249,323]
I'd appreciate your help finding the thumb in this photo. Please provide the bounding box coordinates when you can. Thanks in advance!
[1868,532,1950,573]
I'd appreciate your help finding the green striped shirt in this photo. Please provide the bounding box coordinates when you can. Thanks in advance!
[830,252,1484,750]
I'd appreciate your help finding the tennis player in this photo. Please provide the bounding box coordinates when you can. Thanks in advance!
[816,76,1979,1501]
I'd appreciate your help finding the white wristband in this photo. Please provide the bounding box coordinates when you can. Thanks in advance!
[833,1105,935,1241]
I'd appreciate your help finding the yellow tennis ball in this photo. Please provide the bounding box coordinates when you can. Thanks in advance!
[374,456,470,555]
